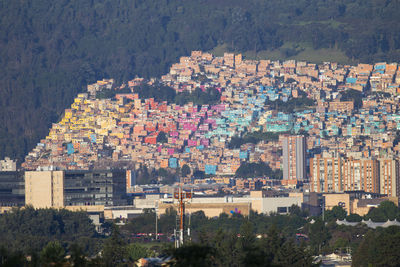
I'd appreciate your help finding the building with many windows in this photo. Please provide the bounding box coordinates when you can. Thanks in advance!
[25,170,128,209]
[378,158,399,197]
[282,135,306,182]
[0,157,17,171]
[0,171,25,207]
[310,154,343,193]
[342,158,379,193]
[310,155,400,198]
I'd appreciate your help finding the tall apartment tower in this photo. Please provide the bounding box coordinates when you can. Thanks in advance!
[126,169,136,193]
[310,154,343,193]
[379,158,399,197]
[342,158,379,193]
[282,135,306,181]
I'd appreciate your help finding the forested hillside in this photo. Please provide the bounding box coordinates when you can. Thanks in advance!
[1,0,400,161]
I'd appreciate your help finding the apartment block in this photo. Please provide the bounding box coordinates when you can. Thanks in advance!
[310,155,343,193]
[283,135,306,181]
[342,158,379,193]
[379,158,399,197]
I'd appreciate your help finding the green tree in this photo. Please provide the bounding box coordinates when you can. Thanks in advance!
[332,237,349,253]
[340,89,362,109]
[265,97,315,113]
[212,230,240,267]
[69,243,87,267]
[352,227,400,267]
[235,221,268,266]
[235,161,280,179]
[275,240,316,267]
[137,165,151,184]
[181,164,191,177]
[171,244,215,267]
[156,131,168,143]
[101,225,127,267]
[40,241,66,267]
[346,213,362,222]
[307,219,331,254]
[365,201,400,222]
[0,247,26,267]
[0,207,99,256]
[289,205,308,218]
[324,206,347,222]
[126,243,151,263]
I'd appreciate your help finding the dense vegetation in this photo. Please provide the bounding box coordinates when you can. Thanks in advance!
[352,227,400,267]
[123,207,308,238]
[265,96,315,113]
[131,83,177,103]
[0,224,155,267]
[235,161,282,179]
[96,87,131,99]
[170,222,317,267]
[340,89,363,109]
[0,207,101,255]
[96,83,221,106]
[2,203,400,265]
[228,131,281,149]
[2,0,400,160]
[135,165,179,185]
[123,203,400,266]
[133,83,221,106]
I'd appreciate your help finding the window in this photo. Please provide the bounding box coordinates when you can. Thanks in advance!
[277,207,288,213]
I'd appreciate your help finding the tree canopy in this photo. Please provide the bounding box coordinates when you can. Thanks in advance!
[235,161,282,179]
[265,96,315,113]
[364,201,400,222]
[228,131,281,149]
[0,207,100,255]
[353,226,400,267]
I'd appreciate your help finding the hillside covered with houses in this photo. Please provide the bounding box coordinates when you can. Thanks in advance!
[23,51,400,189]
[2,0,400,161]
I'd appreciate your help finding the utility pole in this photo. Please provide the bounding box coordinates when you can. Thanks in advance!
[155,201,158,241]
[187,189,193,243]
[174,186,192,248]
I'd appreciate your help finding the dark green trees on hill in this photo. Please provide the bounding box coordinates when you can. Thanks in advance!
[2,0,400,160]
[172,222,317,267]
[132,83,221,106]
[0,207,100,255]
[352,226,400,267]
[235,161,282,179]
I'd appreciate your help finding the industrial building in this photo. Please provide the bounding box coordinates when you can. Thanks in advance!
[134,191,303,219]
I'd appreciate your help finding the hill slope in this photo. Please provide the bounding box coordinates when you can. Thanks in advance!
[1,0,400,160]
